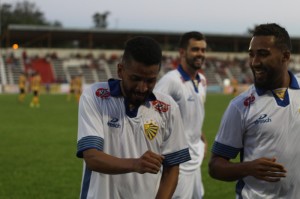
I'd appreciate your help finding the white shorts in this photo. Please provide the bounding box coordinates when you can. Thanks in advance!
[172,168,204,199]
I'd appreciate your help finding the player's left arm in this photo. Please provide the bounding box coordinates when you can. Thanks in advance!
[155,164,179,199]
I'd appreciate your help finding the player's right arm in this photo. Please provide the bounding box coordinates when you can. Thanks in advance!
[83,149,164,174]
[208,153,287,182]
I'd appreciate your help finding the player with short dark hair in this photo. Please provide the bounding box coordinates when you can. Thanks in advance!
[76,36,191,199]
[155,31,208,198]
[209,23,300,198]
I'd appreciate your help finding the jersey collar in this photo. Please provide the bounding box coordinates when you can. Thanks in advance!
[177,65,201,92]
[255,71,299,107]
[177,65,201,82]
[255,71,300,96]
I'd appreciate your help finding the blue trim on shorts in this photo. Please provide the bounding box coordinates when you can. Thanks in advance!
[163,148,191,166]
[77,136,104,158]
[236,179,245,199]
[80,167,92,199]
[211,141,240,159]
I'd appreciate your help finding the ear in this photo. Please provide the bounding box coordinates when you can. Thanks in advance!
[179,48,185,57]
[117,63,123,79]
[282,51,291,62]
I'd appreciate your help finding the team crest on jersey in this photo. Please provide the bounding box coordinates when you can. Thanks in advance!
[152,100,169,113]
[144,120,159,140]
[244,94,255,106]
[95,88,110,98]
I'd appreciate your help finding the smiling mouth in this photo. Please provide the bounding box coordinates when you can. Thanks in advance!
[195,58,204,64]
[134,93,146,99]
[253,67,267,77]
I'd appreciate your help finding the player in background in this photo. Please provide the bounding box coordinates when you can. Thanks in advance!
[76,36,191,199]
[74,74,83,103]
[155,31,207,199]
[231,77,239,96]
[29,71,41,108]
[209,23,300,198]
[67,75,76,101]
[18,72,27,103]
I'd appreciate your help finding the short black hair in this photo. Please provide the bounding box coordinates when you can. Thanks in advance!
[178,31,206,49]
[122,36,162,66]
[252,23,292,51]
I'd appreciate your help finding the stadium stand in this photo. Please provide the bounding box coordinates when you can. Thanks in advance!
[2,49,300,94]
[1,25,300,93]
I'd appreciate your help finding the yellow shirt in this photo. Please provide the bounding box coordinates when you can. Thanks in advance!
[31,75,41,91]
[19,74,27,89]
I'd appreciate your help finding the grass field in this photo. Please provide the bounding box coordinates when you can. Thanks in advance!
[0,93,236,199]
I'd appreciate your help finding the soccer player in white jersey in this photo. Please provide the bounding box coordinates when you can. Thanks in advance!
[155,31,208,199]
[209,23,300,198]
[76,36,191,199]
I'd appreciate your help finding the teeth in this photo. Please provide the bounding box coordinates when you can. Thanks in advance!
[253,68,265,74]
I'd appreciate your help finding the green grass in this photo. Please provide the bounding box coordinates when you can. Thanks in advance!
[202,93,236,199]
[0,94,81,199]
[0,93,236,199]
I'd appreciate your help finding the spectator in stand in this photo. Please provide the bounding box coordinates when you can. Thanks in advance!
[155,31,208,199]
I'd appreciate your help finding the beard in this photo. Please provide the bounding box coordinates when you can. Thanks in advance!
[121,83,150,107]
[186,56,205,70]
[252,66,276,90]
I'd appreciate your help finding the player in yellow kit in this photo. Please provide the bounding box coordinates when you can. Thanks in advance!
[18,72,27,103]
[67,75,77,101]
[30,72,41,108]
[74,74,83,103]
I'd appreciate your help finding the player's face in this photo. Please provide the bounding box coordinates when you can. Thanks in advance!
[118,60,160,106]
[248,36,290,90]
[182,38,206,71]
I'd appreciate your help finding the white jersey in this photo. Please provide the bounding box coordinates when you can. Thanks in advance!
[155,65,207,172]
[212,72,300,199]
[77,79,191,199]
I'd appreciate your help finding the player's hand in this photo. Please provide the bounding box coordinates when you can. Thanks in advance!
[134,150,164,174]
[248,157,287,182]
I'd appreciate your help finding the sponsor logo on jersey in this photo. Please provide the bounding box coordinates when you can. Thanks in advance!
[152,100,169,112]
[95,88,110,98]
[244,94,255,106]
[107,117,121,128]
[144,120,159,140]
[254,114,272,125]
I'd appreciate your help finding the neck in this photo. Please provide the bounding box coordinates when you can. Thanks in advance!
[181,64,198,80]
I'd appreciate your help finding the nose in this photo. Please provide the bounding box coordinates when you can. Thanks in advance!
[250,55,260,66]
[136,80,148,93]
[197,49,205,57]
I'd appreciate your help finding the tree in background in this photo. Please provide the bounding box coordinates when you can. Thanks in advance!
[0,0,62,34]
[93,11,110,28]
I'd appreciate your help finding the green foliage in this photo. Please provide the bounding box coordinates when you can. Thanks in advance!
[0,93,237,199]
[0,0,62,33]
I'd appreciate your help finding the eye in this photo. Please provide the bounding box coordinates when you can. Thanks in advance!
[248,52,254,58]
